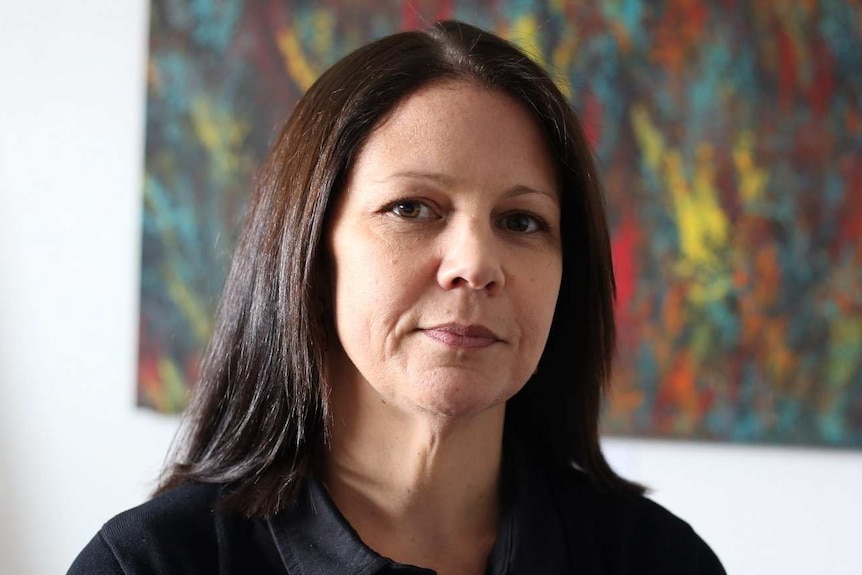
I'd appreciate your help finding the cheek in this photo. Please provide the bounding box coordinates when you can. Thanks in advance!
[522,261,563,343]
[332,240,423,348]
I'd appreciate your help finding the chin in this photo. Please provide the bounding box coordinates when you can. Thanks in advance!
[405,370,525,419]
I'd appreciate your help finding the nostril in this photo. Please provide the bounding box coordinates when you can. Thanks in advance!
[437,242,505,292]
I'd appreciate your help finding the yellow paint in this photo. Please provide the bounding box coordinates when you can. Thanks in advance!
[277,26,319,91]
[140,373,164,411]
[550,31,577,99]
[158,358,191,412]
[829,316,862,388]
[164,265,212,344]
[311,9,334,58]
[550,0,567,13]
[190,97,249,177]
[692,274,734,304]
[668,147,729,267]
[144,175,215,350]
[633,107,731,304]
[550,28,576,71]
[693,144,729,253]
[689,320,715,362]
[506,14,547,69]
[630,104,666,172]
[733,130,769,204]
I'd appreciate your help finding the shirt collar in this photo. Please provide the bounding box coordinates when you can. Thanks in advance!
[491,441,573,574]
[266,444,573,575]
[267,479,404,575]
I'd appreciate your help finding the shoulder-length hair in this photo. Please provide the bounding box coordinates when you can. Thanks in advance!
[158,20,644,516]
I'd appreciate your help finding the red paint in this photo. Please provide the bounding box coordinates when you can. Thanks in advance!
[138,353,160,393]
[838,156,862,247]
[808,39,835,117]
[685,0,708,36]
[776,26,796,108]
[612,215,639,316]
[435,0,453,21]
[401,1,421,30]
[582,91,603,148]
[137,320,163,404]
[185,354,202,388]
[653,352,697,433]
[401,0,456,31]
[668,352,696,404]
[698,384,716,417]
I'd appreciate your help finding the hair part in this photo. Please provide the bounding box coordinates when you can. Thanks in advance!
[157,20,644,517]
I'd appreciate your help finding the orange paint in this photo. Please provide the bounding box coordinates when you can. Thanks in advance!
[754,244,781,304]
[609,20,632,53]
[651,0,709,74]
[739,292,764,348]
[662,284,687,338]
[608,382,644,417]
[655,351,700,423]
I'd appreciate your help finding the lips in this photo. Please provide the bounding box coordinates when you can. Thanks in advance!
[421,323,502,349]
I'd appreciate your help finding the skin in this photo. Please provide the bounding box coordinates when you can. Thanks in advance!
[323,80,563,575]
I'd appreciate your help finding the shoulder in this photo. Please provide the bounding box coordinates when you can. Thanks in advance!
[104,481,222,542]
[551,466,692,533]
[546,466,726,574]
[68,483,224,574]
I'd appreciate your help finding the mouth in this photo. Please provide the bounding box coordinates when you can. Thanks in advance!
[420,323,503,349]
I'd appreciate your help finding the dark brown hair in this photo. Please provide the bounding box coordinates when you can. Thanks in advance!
[158,20,644,516]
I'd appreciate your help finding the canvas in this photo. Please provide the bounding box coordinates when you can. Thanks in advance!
[138,0,862,447]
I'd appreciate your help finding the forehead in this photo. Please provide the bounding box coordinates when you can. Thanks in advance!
[350,80,559,198]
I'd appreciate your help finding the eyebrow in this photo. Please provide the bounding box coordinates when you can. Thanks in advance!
[380,170,559,204]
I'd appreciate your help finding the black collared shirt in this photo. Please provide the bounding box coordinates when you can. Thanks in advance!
[69,449,725,574]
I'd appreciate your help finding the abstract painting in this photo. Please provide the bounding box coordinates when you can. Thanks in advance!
[138,0,862,447]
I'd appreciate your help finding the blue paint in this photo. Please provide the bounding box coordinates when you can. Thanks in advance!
[188,0,244,53]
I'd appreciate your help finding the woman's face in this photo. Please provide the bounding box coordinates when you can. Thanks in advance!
[326,81,562,419]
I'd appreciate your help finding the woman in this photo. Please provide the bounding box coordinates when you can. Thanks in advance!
[71,20,724,574]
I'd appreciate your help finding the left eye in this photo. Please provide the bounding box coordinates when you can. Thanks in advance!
[499,213,545,233]
[390,200,436,220]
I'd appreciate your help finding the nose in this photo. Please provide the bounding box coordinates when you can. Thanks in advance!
[436,219,505,295]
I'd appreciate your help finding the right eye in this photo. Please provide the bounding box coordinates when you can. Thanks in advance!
[389,199,436,220]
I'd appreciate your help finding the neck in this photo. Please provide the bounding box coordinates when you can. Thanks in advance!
[321,372,505,574]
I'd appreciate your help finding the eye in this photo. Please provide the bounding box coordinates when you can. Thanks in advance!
[389,199,437,220]
[499,212,548,233]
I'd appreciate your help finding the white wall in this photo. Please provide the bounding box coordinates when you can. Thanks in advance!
[0,2,179,573]
[0,2,860,574]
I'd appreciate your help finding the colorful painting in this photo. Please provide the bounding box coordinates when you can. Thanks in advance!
[138,0,862,448]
